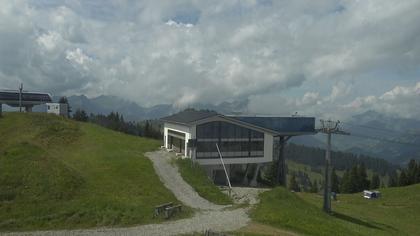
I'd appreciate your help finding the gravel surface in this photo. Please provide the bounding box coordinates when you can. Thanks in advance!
[146,150,226,210]
[2,209,249,236]
[3,150,255,236]
[231,187,269,205]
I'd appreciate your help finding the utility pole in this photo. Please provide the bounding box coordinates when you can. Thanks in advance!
[19,83,23,112]
[318,119,349,213]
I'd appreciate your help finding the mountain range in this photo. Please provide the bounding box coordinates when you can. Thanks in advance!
[65,95,420,165]
[293,111,420,165]
[61,95,250,121]
[5,94,420,165]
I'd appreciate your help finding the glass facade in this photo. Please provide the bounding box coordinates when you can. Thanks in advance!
[196,121,264,159]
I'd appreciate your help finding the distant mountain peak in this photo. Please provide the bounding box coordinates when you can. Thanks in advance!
[65,94,250,122]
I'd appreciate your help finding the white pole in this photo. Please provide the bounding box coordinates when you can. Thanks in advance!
[216,143,232,194]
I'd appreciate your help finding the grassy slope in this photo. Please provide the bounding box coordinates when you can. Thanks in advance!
[252,185,420,236]
[175,158,232,205]
[0,113,189,231]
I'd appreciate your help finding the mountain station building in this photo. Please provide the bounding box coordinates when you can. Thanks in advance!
[161,109,316,186]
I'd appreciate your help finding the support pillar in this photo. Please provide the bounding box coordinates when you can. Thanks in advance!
[184,139,188,157]
[250,163,261,187]
[242,164,250,186]
[25,106,33,112]
[323,132,332,213]
[276,137,287,186]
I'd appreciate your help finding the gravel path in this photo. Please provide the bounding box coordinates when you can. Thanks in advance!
[3,150,254,236]
[231,187,269,205]
[146,150,226,210]
[2,209,249,236]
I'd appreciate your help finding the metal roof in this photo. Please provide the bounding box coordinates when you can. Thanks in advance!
[160,109,218,124]
[161,110,316,135]
[0,91,52,107]
[232,116,316,134]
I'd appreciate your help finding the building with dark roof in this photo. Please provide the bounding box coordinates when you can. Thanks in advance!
[0,90,52,113]
[161,109,316,186]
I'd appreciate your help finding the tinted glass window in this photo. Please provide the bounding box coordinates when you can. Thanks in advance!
[196,121,264,159]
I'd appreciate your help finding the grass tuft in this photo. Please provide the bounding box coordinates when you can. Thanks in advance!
[175,158,232,205]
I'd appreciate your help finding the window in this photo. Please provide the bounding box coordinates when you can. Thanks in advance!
[196,121,264,159]
[197,122,219,139]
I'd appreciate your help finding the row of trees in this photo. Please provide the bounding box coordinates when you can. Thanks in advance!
[287,164,381,194]
[288,172,320,193]
[395,159,420,187]
[340,163,378,193]
[285,143,397,176]
[288,159,420,194]
[72,109,162,139]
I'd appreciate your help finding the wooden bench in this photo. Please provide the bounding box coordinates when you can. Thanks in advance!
[164,205,182,219]
[154,202,173,218]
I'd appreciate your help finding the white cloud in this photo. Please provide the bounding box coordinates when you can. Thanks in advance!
[344,82,420,119]
[165,20,194,28]
[66,48,91,65]
[0,0,419,119]
[37,31,62,51]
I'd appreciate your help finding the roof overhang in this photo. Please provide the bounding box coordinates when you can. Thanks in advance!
[161,111,316,137]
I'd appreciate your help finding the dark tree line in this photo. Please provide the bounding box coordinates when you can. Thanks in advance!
[72,109,162,140]
[288,171,313,192]
[285,159,420,194]
[286,143,397,176]
[340,163,372,193]
[396,159,420,187]
[305,159,420,194]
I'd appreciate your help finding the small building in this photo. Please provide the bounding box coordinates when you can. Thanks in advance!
[363,190,381,199]
[0,90,52,113]
[47,103,69,117]
[161,109,315,185]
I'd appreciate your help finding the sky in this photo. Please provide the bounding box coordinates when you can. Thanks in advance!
[0,0,419,120]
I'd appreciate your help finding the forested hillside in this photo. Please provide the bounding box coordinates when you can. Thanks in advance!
[285,143,398,176]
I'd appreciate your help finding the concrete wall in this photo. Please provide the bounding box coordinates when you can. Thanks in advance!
[46,103,68,117]
[163,122,192,157]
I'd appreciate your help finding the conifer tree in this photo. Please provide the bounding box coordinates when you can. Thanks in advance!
[416,164,420,184]
[144,121,151,137]
[388,171,399,187]
[407,159,418,185]
[399,170,409,186]
[73,109,88,122]
[349,165,359,193]
[371,174,380,189]
[331,168,340,193]
[358,163,370,191]
[288,172,300,192]
[310,180,318,193]
[340,170,352,193]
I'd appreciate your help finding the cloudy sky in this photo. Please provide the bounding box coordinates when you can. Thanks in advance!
[1,0,419,119]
